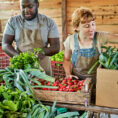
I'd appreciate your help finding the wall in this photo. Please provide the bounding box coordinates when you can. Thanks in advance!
[0,0,118,48]
[66,0,118,35]
[0,0,62,46]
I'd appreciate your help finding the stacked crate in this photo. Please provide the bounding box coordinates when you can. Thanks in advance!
[0,46,9,69]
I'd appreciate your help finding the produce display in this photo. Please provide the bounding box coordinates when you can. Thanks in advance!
[99,46,118,69]
[50,50,72,67]
[0,49,83,118]
[37,77,85,92]
[10,48,44,69]
[0,85,35,117]
[0,49,57,95]
[50,50,64,62]
[88,46,118,74]
[0,85,80,118]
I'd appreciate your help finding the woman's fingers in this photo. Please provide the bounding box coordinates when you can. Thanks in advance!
[71,75,79,79]
[66,75,79,79]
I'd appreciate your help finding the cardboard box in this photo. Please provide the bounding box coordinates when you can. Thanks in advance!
[96,65,118,108]
[34,78,92,105]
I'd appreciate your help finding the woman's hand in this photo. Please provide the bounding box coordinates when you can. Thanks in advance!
[66,75,79,79]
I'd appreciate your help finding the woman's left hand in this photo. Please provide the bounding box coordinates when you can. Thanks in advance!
[66,75,79,79]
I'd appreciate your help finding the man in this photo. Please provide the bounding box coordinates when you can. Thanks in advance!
[2,0,60,75]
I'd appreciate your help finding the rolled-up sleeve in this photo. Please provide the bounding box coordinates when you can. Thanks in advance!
[64,36,71,50]
[3,17,15,35]
[48,19,59,38]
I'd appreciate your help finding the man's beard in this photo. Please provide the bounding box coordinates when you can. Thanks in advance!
[22,9,38,21]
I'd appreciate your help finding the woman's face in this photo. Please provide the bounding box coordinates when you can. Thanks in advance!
[78,20,96,40]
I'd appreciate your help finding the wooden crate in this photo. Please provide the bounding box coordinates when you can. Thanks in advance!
[34,78,92,105]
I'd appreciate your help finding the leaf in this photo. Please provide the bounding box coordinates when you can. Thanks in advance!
[14,72,25,92]
[31,104,41,117]
[2,100,18,111]
[3,74,14,89]
[19,70,34,95]
[30,78,41,85]
[32,85,58,89]
[49,101,57,117]
[88,60,99,75]
[80,111,87,118]
[55,112,79,118]
[25,69,55,82]
[37,110,45,118]
[44,106,51,118]
[109,52,118,68]
[2,92,10,100]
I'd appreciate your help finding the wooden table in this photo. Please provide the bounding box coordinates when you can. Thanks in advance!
[42,101,118,117]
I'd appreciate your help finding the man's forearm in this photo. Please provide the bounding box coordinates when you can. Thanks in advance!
[2,44,18,57]
[43,45,60,56]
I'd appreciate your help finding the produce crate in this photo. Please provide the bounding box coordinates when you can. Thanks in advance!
[34,78,93,105]
[51,61,66,79]
[0,46,10,69]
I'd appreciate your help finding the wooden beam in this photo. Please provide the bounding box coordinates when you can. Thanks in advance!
[0,20,2,33]
[61,0,67,50]
[42,102,118,115]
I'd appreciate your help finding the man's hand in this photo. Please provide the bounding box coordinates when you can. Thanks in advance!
[37,53,45,60]
[2,34,18,57]
[33,48,45,60]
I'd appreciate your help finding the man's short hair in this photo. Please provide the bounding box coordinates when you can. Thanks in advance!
[34,0,38,3]
[20,0,39,3]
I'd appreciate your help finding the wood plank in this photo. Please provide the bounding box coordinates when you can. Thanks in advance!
[39,0,61,9]
[0,10,20,19]
[42,102,118,115]
[67,0,118,7]
[67,6,118,16]
[0,1,61,10]
[39,8,61,18]
[0,2,20,10]
[0,0,19,2]
[96,25,118,34]
[61,0,67,50]
[0,20,2,32]
[35,89,91,105]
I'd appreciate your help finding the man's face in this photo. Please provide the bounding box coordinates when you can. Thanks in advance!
[20,0,39,20]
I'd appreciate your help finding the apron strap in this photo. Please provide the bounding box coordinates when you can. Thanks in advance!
[72,33,79,67]
[74,33,79,49]
[93,31,97,45]
[93,32,100,55]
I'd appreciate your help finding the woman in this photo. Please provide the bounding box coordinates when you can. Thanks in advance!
[63,7,118,84]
